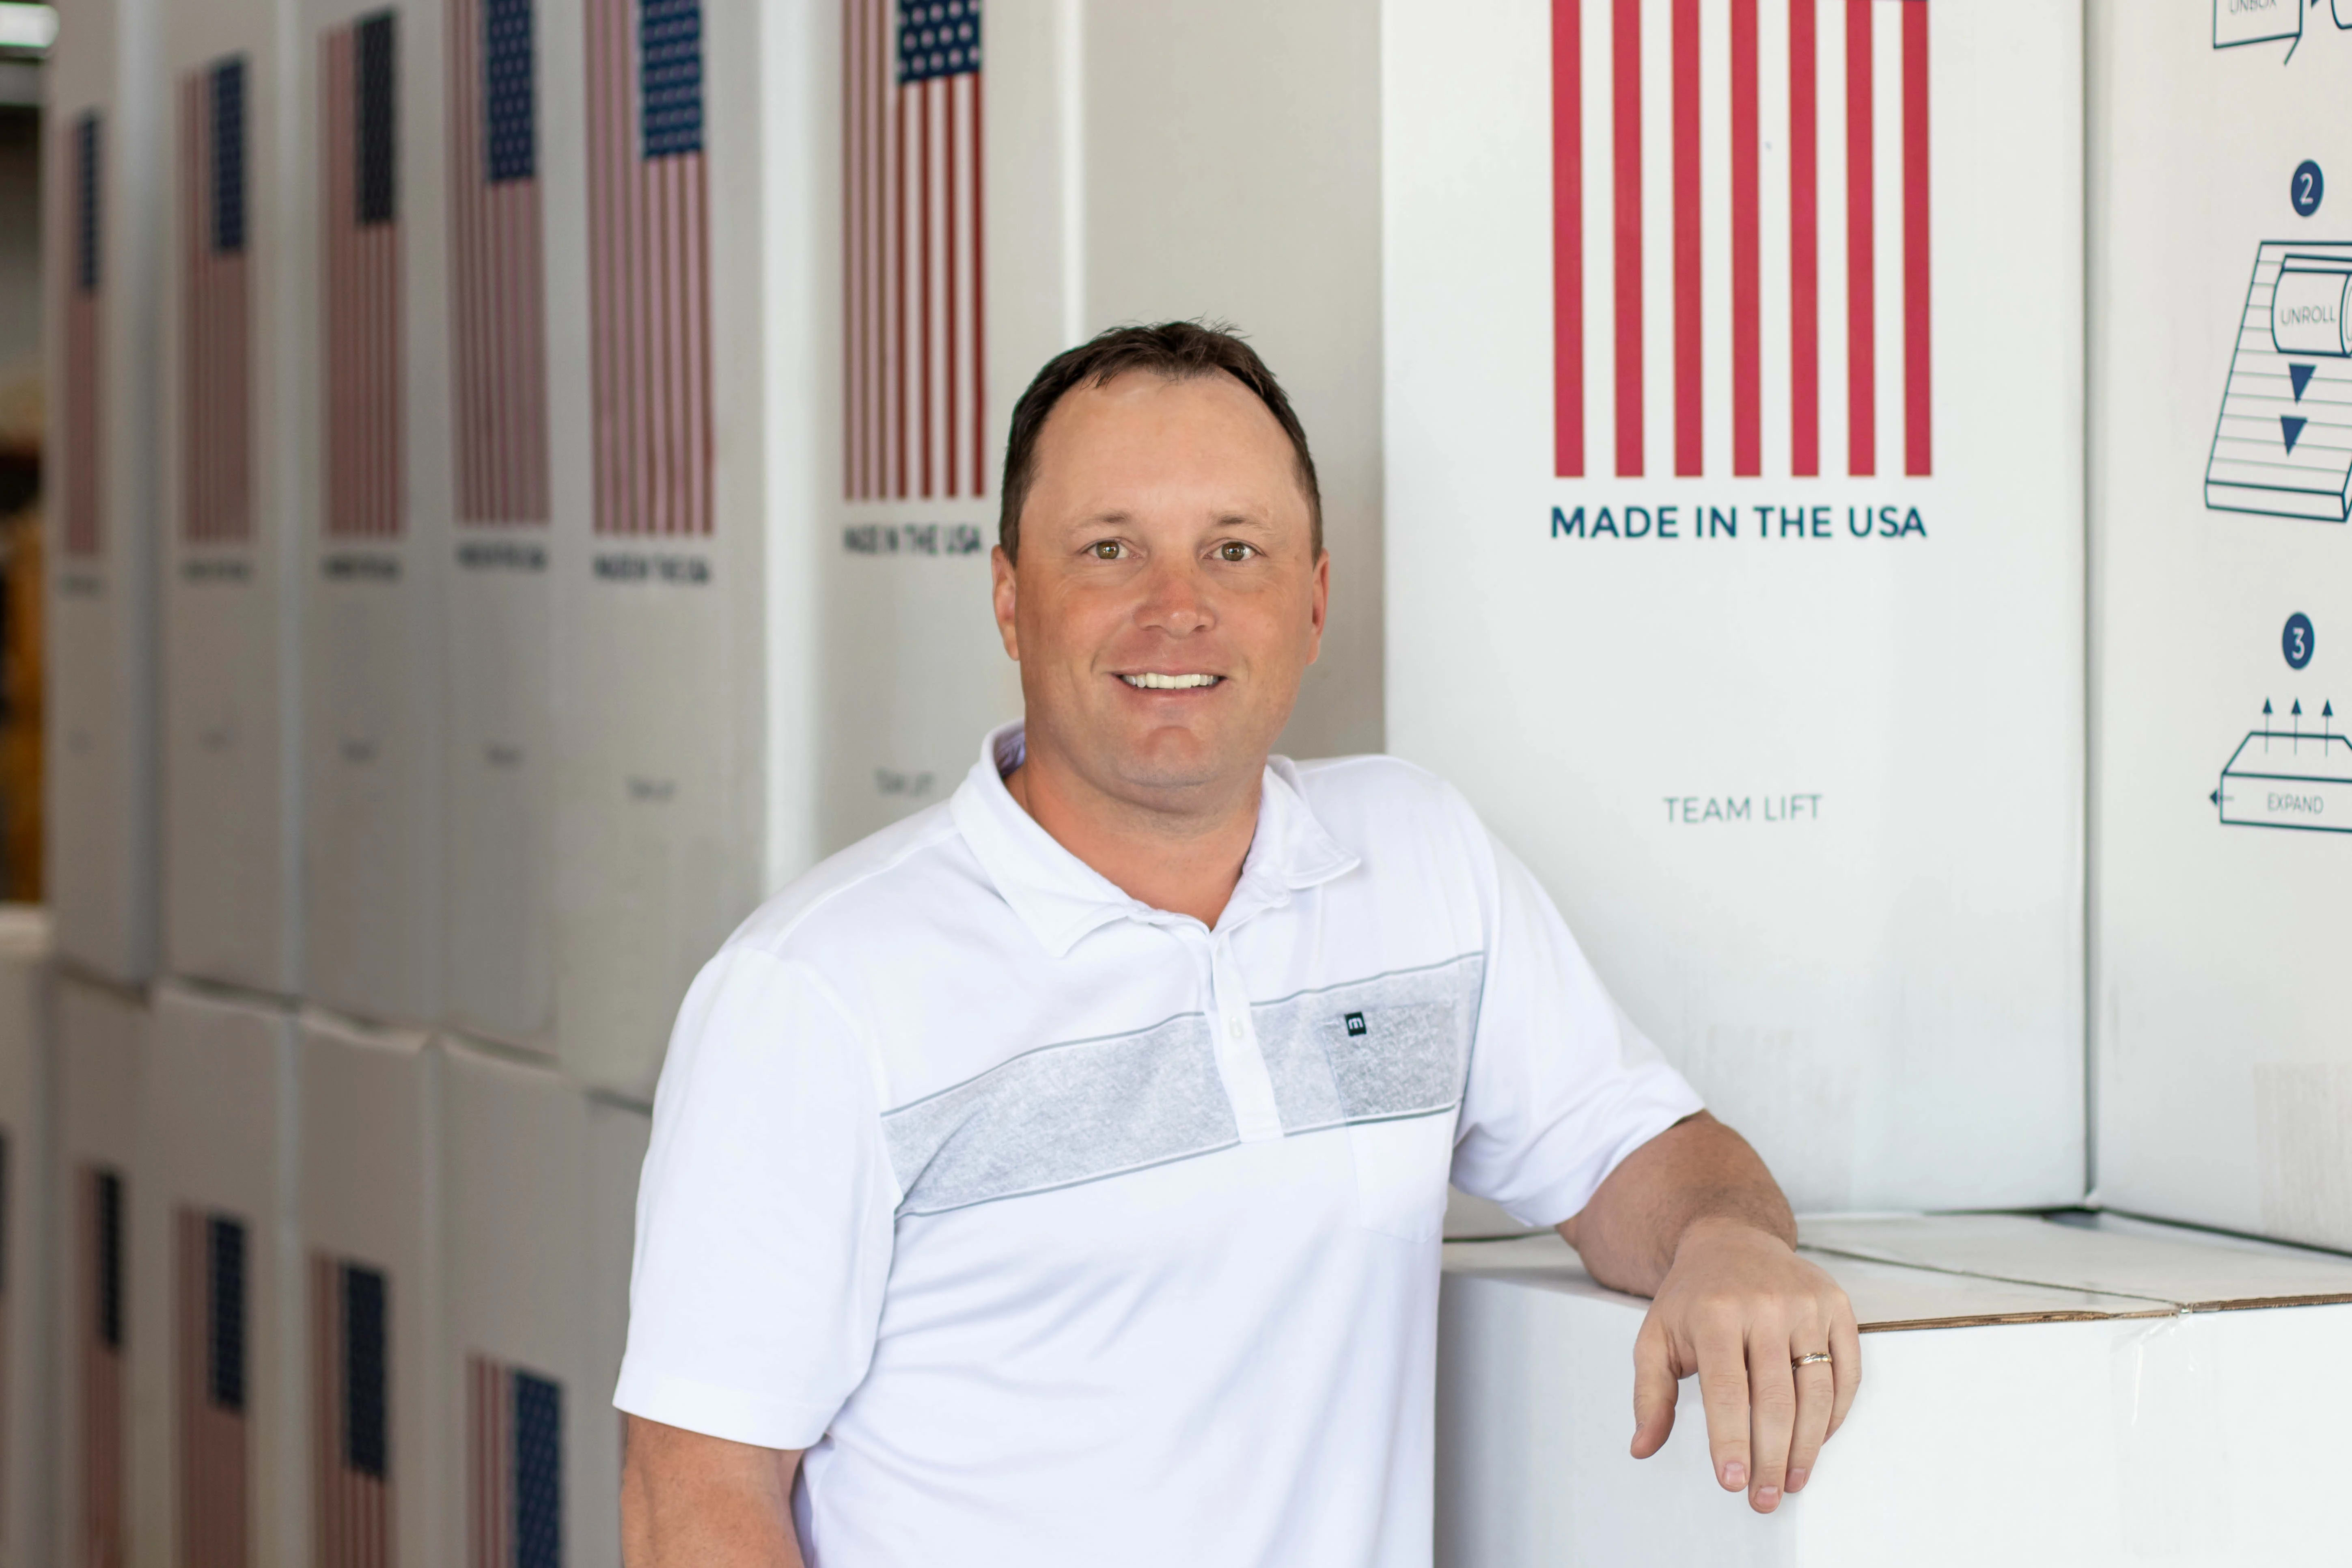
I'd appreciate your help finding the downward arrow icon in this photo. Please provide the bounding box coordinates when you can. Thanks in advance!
[2282,415,2309,454]
[2289,363,2316,402]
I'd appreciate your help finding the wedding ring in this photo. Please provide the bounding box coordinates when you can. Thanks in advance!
[1791,1351,1833,1368]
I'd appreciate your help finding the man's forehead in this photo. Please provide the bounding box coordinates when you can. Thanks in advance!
[1030,374,1304,489]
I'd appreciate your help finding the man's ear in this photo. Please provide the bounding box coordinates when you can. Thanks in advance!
[990,545,1021,661]
[1305,548,1330,664]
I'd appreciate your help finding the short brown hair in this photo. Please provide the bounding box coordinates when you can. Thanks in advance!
[997,321,1323,561]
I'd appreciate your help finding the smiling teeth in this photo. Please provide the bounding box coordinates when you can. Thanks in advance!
[1122,672,1220,689]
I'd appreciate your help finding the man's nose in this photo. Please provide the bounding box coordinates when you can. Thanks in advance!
[1135,554,1214,636]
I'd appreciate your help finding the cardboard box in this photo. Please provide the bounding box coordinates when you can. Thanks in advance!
[0,910,53,1568]
[142,983,300,1568]
[1381,0,2087,1213]
[2086,1,2352,1250]
[54,975,152,1568]
[1437,1215,2352,1564]
[298,1009,441,1568]
[296,0,448,1027]
[160,0,305,998]
[45,0,162,986]
[439,1040,613,1568]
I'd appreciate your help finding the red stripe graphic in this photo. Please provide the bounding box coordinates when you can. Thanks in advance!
[448,0,551,524]
[1844,0,1873,476]
[181,72,254,546]
[1902,0,1929,476]
[1671,0,1701,477]
[1730,0,1760,476]
[585,0,713,535]
[468,1358,509,1568]
[843,1,986,501]
[1552,0,1583,478]
[1788,0,1819,476]
[321,24,404,539]
[178,1211,249,1568]
[1610,0,1642,477]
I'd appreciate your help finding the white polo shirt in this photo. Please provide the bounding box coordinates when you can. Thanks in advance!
[615,723,1701,1568]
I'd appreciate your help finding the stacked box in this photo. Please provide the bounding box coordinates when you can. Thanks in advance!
[55,976,152,1568]
[298,1009,441,1568]
[2086,1,2352,1248]
[160,0,305,997]
[438,1041,606,1568]
[0,910,52,1568]
[581,1094,648,1568]
[45,0,163,985]
[438,0,558,1050]
[1381,0,2087,1212]
[296,0,448,1026]
[1436,1218,2352,1563]
[140,984,299,1568]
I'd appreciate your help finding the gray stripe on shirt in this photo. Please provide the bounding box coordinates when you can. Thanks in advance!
[882,954,1485,1216]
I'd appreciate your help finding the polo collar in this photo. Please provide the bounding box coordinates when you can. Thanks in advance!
[950,720,1360,958]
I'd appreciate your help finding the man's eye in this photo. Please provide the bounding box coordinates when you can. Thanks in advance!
[1090,541,1123,560]
[1216,542,1255,562]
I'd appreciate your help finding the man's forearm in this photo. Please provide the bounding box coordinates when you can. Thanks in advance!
[1556,1112,1796,1295]
[623,1416,806,1568]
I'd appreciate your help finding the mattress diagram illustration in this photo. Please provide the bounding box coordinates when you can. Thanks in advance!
[2212,706,2351,834]
[2205,242,2352,522]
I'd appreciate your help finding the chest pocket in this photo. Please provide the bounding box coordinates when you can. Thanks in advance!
[1259,956,1483,1243]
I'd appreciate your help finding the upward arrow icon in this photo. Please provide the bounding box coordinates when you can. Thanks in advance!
[2289,363,2316,402]
[2282,415,2309,454]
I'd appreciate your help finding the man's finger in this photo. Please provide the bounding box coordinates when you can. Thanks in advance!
[1825,1307,1864,1439]
[1784,1342,1835,1494]
[1629,1314,1679,1460]
[1692,1319,1752,1493]
[1743,1329,1798,1512]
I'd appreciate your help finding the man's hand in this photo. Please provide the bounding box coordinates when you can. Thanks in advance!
[1556,1112,1861,1514]
[1629,1216,1859,1512]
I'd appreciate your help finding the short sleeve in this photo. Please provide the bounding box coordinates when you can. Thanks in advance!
[613,945,900,1450]
[1450,826,1705,1229]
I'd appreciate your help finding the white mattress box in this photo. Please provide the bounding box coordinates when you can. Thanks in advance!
[2085,0,2352,1251]
[296,0,448,1028]
[1382,0,2087,1214]
[298,1008,441,1568]
[45,0,162,987]
[141,983,299,1568]
[0,909,53,1568]
[1437,1214,2352,1564]
[439,1040,614,1568]
[159,0,304,997]
[54,975,152,1568]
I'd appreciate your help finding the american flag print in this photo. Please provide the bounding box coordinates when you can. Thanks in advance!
[80,1167,126,1568]
[468,1357,563,1568]
[1551,0,1929,479]
[63,111,104,558]
[311,1256,391,1568]
[843,0,985,500]
[585,0,712,536]
[322,13,405,539]
[182,58,255,546]
[177,1210,250,1568]
[448,0,550,523]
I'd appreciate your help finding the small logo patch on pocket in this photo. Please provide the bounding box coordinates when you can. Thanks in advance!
[1344,1012,1368,1038]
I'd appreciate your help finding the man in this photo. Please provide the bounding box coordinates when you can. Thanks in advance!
[617,323,1859,1566]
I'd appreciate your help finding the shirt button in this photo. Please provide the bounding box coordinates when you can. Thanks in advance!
[1227,1018,1244,1040]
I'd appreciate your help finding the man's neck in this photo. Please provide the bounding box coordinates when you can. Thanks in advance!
[1004,740,1262,929]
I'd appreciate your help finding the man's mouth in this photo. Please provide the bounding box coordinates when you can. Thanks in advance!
[1118,672,1222,690]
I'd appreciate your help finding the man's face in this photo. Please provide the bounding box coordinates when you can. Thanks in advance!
[992,371,1328,806]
